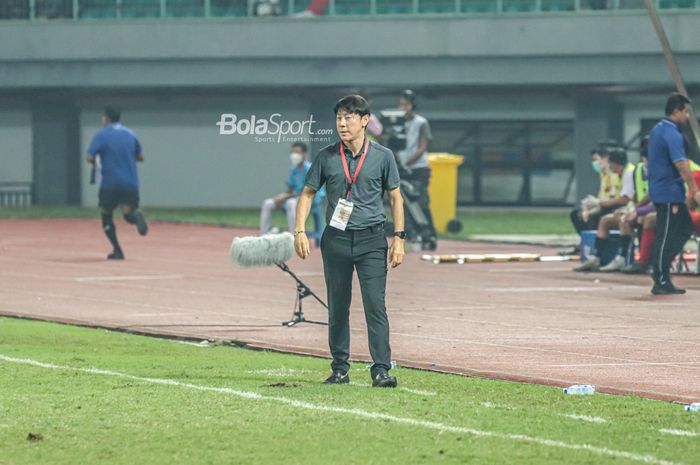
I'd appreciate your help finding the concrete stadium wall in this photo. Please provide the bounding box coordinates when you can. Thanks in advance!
[1,12,700,89]
[0,109,32,183]
[78,95,318,208]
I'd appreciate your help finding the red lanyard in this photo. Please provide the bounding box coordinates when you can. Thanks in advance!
[339,138,370,200]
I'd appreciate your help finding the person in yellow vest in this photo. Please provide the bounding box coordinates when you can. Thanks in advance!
[575,148,637,272]
[569,146,622,237]
[621,137,657,274]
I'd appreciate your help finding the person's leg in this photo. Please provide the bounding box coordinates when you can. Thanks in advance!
[651,203,676,288]
[284,197,298,233]
[260,198,275,235]
[120,191,147,236]
[101,209,123,259]
[321,228,354,376]
[570,208,584,234]
[98,189,123,259]
[666,203,694,264]
[418,169,437,238]
[638,214,656,266]
[353,228,392,381]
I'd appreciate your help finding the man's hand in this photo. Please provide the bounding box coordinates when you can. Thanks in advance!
[625,209,638,223]
[581,210,591,222]
[389,238,404,268]
[294,232,310,259]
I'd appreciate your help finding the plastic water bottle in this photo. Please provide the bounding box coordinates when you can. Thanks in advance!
[390,360,397,369]
[685,403,700,412]
[563,384,595,395]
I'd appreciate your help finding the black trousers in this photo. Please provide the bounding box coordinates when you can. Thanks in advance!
[569,206,615,234]
[651,202,694,286]
[320,224,391,377]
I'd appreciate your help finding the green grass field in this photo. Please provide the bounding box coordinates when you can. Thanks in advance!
[1,318,697,465]
[0,207,573,238]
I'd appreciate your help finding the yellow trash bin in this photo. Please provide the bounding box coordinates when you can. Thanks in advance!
[427,153,464,233]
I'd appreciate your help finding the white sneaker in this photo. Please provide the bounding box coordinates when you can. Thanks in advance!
[574,256,600,272]
[600,255,626,272]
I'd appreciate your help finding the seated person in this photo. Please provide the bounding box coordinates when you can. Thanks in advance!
[575,148,636,272]
[260,142,325,235]
[621,137,656,274]
[620,145,699,275]
[570,146,622,238]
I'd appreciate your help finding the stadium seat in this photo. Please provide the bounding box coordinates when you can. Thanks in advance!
[121,0,160,18]
[334,0,371,15]
[460,0,497,13]
[376,0,413,14]
[502,0,537,12]
[166,0,205,17]
[211,0,248,16]
[541,0,575,11]
[79,0,117,18]
[659,0,696,8]
[418,0,457,13]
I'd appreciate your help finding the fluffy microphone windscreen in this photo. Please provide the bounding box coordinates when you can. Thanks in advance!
[230,232,295,268]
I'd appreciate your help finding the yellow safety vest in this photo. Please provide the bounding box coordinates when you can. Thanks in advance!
[633,162,649,204]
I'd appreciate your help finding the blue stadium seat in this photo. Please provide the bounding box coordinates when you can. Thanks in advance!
[659,0,696,8]
[419,0,457,14]
[79,0,117,18]
[460,0,497,13]
[166,0,204,17]
[334,0,371,15]
[211,0,248,16]
[121,0,160,18]
[376,0,413,14]
[502,0,536,12]
[541,0,575,11]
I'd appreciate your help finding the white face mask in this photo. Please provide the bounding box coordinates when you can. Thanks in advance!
[290,152,304,167]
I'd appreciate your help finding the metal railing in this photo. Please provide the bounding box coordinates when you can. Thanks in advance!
[0,0,698,20]
[0,183,33,208]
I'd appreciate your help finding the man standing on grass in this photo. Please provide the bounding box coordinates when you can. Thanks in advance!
[647,93,700,295]
[86,106,148,260]
[294,95,405,388]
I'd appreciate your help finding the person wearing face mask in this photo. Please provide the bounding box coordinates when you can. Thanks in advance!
[569,146,622,237]
[260,142,316,235]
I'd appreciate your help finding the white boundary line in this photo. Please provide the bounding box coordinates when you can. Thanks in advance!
[0,354,683,465]
[658,429,699,437]
[560,414,608,424]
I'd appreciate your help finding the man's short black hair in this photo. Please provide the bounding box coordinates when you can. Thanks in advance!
[292,142,308,153]
[334,95,370,117]
[592,147,610,158]
[400,89,416,109]
[104,106,121,123]
[665,93,691,116]
[608,147,628,166]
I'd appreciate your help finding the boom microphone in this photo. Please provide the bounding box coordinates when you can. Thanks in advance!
[230,232,294,268]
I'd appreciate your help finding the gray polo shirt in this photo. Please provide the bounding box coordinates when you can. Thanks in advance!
[305,139,401,230]
[397,113,432,169]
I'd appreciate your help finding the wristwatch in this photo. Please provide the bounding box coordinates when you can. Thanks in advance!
[393,231,407,239]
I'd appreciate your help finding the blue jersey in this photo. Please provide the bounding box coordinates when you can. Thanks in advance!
[287,161,312,196]
[648,118,687,203]
[87,123,142,191]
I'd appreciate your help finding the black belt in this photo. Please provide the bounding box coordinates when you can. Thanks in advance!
[342,223,385,233]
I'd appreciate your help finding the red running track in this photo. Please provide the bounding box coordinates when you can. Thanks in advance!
[0,219,698,402]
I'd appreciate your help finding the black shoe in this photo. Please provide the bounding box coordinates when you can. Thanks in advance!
[651,282,686,295]
[621,262,648,274]
[134,211,148,236]
[371,371,397,388]
[108,249,124,260]
[323,371,349,385]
